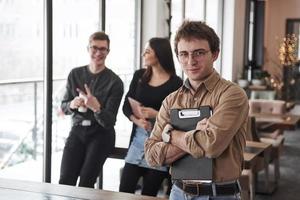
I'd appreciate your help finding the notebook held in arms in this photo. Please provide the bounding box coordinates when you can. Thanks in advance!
[170,106,213,180]
[128,97,144,119]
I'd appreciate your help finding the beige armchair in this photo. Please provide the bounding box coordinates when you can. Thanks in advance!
[249,99,286,115]
[249,99,286,138]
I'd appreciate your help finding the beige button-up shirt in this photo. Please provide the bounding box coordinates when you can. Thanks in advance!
[144,70,249,182]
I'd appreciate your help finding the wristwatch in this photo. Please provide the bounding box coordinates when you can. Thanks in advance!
[162,124,173,143]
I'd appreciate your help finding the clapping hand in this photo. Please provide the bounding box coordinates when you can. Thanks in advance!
[70,96,85,109]
[76,84,101,112]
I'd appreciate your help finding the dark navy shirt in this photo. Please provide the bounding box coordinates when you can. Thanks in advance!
[61,65,124,131]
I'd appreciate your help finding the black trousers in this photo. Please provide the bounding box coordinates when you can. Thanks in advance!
[59,124,115,188]
[119,163,169,196]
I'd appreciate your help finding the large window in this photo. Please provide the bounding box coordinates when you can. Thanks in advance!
[102,0,138,190]
[51,0,101,184]
[0,1,139,189]
[105,0,138,148]
[0,0,44,181]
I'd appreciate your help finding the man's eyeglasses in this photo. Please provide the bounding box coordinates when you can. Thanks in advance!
[177,49,210,64]
[89,45,109,53]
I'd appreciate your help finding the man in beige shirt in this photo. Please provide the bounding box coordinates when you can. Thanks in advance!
[144,21,249,200]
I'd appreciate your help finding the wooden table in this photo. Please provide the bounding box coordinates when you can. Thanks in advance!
[250,113,300,130]
[243,141,272,198]
[244,141,271,169]
[244,141,272,172]
[0,178,166,200]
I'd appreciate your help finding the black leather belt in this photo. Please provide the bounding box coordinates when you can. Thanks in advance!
[174,180,240,196]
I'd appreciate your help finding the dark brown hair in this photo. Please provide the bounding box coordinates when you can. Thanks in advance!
[141,37,176,83]
[174,20,220,55]
[88,31,110,49]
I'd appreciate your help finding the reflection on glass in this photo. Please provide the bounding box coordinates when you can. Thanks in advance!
[0,0,44,182]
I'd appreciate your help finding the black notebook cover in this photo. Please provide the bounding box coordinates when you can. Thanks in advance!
[170,106,213,180]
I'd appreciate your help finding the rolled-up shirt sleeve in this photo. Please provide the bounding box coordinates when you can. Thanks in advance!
[94,80,124,129]
[61,72,76,115]
[144,139,168,166]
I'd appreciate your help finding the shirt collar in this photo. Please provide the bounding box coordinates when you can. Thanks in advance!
[183,69,220,93]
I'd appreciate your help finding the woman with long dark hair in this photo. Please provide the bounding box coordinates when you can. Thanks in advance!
[119,37,182,196]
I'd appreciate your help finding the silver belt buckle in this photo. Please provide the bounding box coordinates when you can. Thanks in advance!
[183,180,212,184]
[81,120,91,126]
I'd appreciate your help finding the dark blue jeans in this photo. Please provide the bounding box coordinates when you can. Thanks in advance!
[59,124,115,188]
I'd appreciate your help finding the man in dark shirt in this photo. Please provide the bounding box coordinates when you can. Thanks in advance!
[59,31,124,188]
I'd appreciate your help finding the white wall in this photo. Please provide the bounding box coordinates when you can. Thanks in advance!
[232,0,246,81]
[221,0,235,81]
[221,0,246,81]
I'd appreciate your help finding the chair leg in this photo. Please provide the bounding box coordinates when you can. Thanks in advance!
[249,170,254,200]
[240,171,252,200]
[263,158,270,190]
[274,158,280,183]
